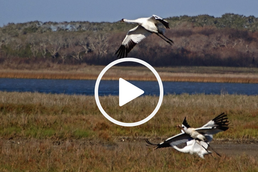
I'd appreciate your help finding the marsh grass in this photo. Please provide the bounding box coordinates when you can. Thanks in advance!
[0,139,257,172]
[1,92,258,140]
[1,66,258,83]
[0,91,258,171]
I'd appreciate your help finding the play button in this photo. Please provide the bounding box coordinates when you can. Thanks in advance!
[119,78,144,106]
[94,57,163,127]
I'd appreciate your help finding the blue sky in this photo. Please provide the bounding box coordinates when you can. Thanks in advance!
[1,0,258,26]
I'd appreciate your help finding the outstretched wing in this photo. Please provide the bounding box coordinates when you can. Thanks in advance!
[152,14,170,28]
[146,132,192,149]
[115,25,151,58]
[199,113,229,133]
[196,113,229,142]
[201,113,229,130]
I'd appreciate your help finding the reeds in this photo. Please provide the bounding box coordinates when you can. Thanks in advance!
[1,66,258,83]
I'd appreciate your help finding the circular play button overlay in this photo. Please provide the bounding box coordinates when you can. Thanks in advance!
[94,57,163,127]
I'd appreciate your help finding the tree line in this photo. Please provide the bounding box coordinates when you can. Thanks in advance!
[0,13,258,67]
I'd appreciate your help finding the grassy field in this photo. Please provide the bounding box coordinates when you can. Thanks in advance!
[0,91,258,171]
[1,66,258,83]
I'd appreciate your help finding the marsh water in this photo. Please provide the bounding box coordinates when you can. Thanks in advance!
[0,78,258,96]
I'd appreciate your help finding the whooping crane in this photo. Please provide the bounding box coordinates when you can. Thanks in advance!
[115,15,173,58]
[178,113,229,142]
[146,113,229,158]
[146,139,211,159]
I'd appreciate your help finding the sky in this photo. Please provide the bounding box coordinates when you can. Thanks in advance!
[1,0,258,26]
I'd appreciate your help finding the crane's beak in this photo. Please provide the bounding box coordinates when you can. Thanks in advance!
[116,19,123,23]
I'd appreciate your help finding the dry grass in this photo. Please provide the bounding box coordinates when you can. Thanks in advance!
[0,92,258,140]
[0,91,258,171]
[1,66,258,83]
[1,139,257,172]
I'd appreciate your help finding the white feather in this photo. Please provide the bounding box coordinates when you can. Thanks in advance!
[115,15,173,58]
[172,140,211,159]
[122,26,151,45]
[146,113,229,158]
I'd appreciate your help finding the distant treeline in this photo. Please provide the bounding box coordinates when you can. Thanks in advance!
[0,13,258,68]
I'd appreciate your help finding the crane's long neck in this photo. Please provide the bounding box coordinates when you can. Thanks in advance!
[172,145,190,153]
[123,18,143,25]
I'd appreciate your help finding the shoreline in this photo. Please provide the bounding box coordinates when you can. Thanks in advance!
[1,70,258,83]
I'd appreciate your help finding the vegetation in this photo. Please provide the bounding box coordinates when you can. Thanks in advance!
[1,91,258,140]
[1,66,258,83]
[1,13,258,67]
[0,92,258,171]
[1,139,257,172]
[1,12,258,170]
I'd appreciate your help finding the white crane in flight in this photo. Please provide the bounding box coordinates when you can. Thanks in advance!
[115,15,173,58]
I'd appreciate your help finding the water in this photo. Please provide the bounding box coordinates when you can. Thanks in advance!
[0,78,258,96]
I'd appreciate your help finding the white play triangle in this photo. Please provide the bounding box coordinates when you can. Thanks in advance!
[119,78,144,106]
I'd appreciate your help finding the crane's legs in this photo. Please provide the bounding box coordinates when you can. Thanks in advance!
[156,33,174,45]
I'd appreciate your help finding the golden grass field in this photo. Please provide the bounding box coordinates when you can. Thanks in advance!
[1,66,258,83]
[0,91,258,171]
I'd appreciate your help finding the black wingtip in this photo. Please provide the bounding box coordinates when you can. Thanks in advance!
[182,117,191,128]
[115,40,137,58]
[145,139,171,149]
[155,17,170,29]
[145,139,159,149]
[145,139,156,146]
[115,45,127,58]
[163,21,170,29]
[213,113,229,131]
